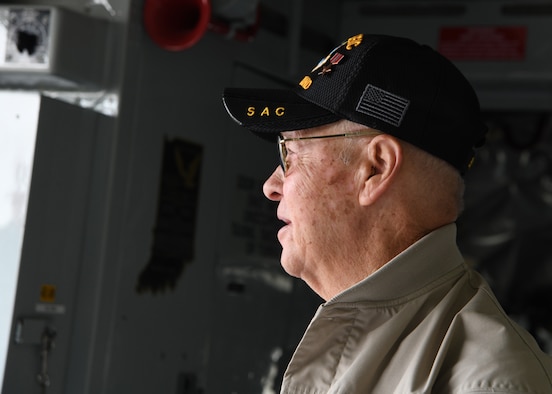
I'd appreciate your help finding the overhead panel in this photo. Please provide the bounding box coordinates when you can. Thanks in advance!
[340,1,552,110]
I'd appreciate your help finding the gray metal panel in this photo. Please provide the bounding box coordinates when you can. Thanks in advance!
[2,96,114,394]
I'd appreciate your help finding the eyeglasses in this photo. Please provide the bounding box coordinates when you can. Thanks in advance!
[277,130,380,174]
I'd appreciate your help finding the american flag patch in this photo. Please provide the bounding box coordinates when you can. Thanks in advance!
[356,84,409,127]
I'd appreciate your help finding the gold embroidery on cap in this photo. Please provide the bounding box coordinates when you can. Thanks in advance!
[346,34,363,50]
[299,76,313,90]
[468,156,475,169]
[246,106,286,117]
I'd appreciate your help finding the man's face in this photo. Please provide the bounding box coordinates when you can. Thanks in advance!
[263,124,364,291]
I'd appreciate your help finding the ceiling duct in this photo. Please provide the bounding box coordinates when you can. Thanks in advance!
[143,0,260,51]
[209,0,260,42]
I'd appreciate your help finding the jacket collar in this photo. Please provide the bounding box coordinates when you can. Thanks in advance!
[327,223,465,304]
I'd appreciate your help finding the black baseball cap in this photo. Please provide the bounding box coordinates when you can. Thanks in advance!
[222,33,488,174]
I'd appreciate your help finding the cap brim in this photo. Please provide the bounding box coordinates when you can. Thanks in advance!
[222,88,341,140]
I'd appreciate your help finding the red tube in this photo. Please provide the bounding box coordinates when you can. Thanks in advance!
[143,0,211,51]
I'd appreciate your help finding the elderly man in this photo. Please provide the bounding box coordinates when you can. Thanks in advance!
[222,34,552,393]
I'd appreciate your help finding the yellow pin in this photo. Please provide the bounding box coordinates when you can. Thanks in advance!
[299,76,313,90]
[346,34,363,50]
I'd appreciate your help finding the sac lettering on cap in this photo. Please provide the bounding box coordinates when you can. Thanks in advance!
[247,106,285,117]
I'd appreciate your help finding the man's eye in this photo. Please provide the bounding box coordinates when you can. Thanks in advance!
[285,149,296,168]
[285,158,292,171]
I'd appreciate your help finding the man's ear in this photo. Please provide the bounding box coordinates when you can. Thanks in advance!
[358,135,403,206]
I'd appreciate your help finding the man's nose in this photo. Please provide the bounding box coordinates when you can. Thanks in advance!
[263,167,283,201]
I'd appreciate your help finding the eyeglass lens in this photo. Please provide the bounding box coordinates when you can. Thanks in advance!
[278,136,287,173]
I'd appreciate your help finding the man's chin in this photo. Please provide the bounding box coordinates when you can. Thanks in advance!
[279,254,302,279]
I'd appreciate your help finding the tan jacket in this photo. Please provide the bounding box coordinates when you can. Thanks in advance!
[281,224,552,393]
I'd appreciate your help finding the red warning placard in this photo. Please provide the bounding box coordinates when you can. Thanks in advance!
[438,26,527,61]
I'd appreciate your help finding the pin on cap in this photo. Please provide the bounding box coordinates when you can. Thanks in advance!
[223,33,488,174]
